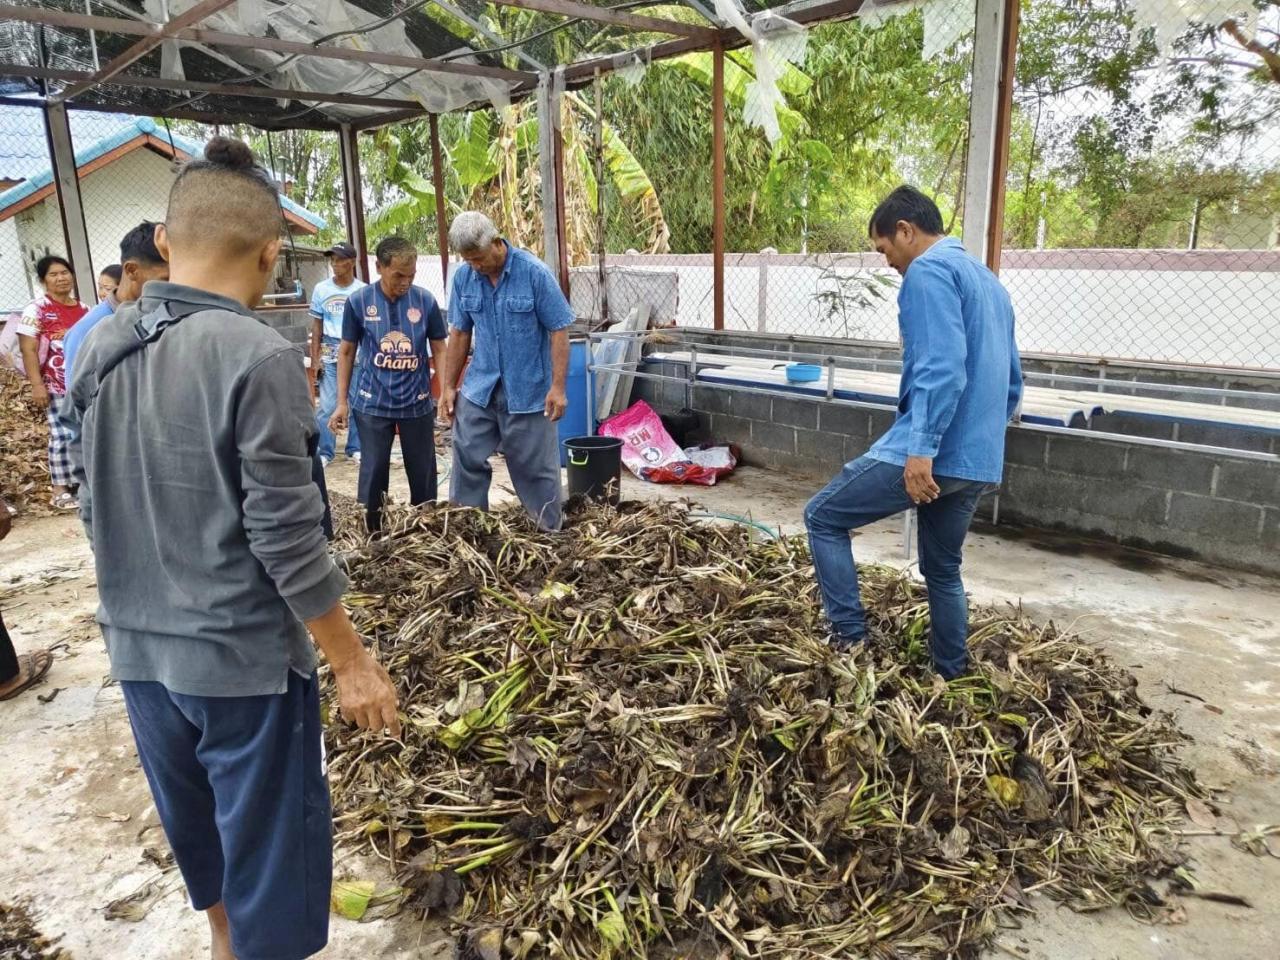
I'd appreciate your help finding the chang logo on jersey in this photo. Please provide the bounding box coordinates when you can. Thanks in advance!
[374,330,420,370]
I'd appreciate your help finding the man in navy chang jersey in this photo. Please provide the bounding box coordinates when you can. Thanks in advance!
[330,236,447,532]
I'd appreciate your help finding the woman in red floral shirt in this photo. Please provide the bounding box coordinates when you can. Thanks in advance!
[16,255,88,510]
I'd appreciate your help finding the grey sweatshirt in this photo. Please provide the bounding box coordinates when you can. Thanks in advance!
[64,281,347,696]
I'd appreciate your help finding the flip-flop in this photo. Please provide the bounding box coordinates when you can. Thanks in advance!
[0,649,53,701]
[51,493,78,511]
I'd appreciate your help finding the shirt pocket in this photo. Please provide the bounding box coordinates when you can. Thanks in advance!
[461,294,483,322]
[504,295,536,317]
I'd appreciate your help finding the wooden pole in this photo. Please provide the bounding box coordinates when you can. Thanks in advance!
[984,0,1021,274]
[429,114,450,289]
[552,88,570,296]
[712,43,726,332]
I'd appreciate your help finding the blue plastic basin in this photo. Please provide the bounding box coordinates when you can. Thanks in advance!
[786,363,822,383]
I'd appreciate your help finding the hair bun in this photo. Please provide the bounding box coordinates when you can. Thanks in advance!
[203,136,256,170]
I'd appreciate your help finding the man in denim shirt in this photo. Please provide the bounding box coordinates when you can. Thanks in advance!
[804,186,1023,679]
[441,212,572,531]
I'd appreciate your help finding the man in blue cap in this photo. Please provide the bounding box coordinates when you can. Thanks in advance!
[309,242,365,467]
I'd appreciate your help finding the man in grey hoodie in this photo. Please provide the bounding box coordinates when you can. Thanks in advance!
[65,138,399,960]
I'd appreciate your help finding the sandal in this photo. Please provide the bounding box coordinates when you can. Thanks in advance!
[0,650,53,701]
[51,492,78,511]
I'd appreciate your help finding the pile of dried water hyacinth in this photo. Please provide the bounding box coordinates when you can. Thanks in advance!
[0,901,71,959]
[0,369,53,515]
[327,499,1202,959]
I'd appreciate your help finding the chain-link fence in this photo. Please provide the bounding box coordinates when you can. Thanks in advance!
[1003,0,1280,370]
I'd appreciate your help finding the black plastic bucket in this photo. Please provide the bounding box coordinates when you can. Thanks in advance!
[564,436,624,505]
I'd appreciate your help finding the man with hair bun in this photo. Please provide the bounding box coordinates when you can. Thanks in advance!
[64,137,399,960]
[329,234,447,533]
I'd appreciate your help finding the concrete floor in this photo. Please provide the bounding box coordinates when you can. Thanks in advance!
[1,453,1277,959]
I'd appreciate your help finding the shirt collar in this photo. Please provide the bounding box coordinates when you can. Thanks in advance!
[105,292,120,311]
[919,236,963,263]
[136,281,260,330]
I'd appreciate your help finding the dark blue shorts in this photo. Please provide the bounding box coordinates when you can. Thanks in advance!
[121,671,332,960]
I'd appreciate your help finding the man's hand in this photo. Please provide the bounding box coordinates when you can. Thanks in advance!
[331,649,401,737]
[440,387,457,424]
[904,456,940,505]
[329,401,349,434]
[544,386,568,422]
[29,384,49,410]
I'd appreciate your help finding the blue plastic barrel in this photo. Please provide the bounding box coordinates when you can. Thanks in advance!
[558,339,593,466]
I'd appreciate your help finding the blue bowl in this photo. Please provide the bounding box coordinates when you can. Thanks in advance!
[786,363,822,383]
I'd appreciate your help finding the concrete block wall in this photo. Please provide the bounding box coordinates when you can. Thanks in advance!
[259,307,310,351]
[632,372,1280,577]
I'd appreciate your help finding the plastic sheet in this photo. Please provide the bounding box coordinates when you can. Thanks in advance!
[859,0,976,60]
[1130,1,1258,56]
[713,0,809,144]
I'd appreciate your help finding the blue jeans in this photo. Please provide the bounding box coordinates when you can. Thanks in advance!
[315,360,360,460]
[804,456,989,679]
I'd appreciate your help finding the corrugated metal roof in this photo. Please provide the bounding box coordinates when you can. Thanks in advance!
[0,106,326,229]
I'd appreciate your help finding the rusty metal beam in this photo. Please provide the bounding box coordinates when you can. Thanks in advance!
[3,64,423,110]
[712,42,725,332]
[563,0,866,82]
[485,0,717,42]
[55,0,238,102]
[0,4,534,84]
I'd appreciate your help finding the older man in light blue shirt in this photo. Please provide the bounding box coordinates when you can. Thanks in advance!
[441,212,574,530]
[804,186,1023,679]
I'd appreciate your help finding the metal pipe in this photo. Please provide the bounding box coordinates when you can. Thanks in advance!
[429,114,450,289]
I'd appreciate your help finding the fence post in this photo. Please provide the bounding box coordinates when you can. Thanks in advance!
[757,247,776,332]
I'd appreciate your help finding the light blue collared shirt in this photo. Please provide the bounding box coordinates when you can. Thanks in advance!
[867,237,1023,484]
[448,242,575,416]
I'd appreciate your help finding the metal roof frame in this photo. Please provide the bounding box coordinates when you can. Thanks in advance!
[0,0,868,127]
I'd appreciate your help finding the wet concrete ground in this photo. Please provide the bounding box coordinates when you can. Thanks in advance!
[1,453,1276,959]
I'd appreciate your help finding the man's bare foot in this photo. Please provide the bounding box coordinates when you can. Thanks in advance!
[206,902,236,960]
[0,650,52,701]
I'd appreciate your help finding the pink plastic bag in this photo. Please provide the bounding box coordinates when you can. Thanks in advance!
[599,401,737,486]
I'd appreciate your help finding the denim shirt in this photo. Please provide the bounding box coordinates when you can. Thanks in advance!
[448,242,575,415]
[867,237,1023,484]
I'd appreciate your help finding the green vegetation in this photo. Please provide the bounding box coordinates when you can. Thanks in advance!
[177,1,1280,257]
